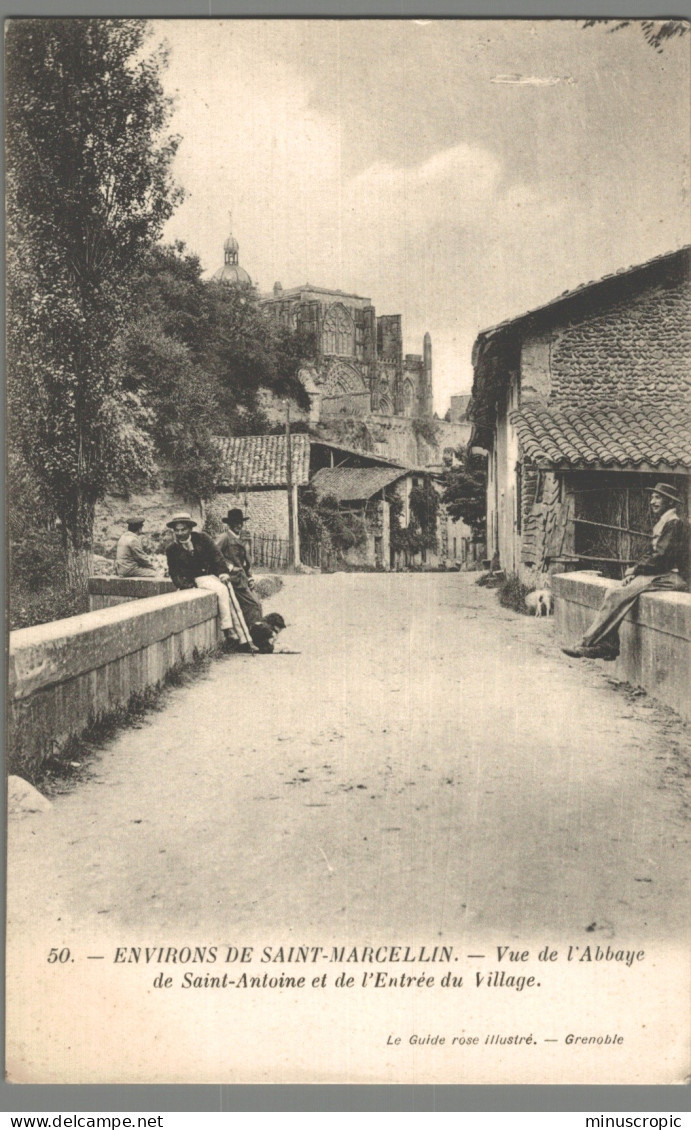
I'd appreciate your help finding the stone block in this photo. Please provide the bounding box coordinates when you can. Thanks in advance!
[88,576,175,598]
[8,590,222,775]
[88,576,175,612]
[10,590,215,701]
[553,571,691,719]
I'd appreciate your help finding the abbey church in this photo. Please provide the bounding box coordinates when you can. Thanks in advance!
[261,281,433,426]
[212,221,450,461]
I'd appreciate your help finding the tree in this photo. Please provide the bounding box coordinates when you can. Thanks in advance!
[204,281,312,433]
[441,446,487,539]
[409,481,439,551]
[6,19,182,583]
[121,244,224,500]
[389,477,439,566]
[121,241,314,493]
[582,19,689,52]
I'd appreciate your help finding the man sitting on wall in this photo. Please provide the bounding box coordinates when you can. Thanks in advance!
[215,508,264,629]
[562,483,689,661]
[115,518,157,577]
[165,512,252,652]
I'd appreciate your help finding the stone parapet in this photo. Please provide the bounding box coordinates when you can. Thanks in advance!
[9,590,219,775]
[88,575,175,610]
[553,572,691,719]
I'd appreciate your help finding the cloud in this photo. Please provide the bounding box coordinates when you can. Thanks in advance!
[490,74,575,85]
[341,142,565,263]
[345,143,503,234]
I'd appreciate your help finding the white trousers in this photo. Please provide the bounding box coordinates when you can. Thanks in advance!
[194,574,234,631]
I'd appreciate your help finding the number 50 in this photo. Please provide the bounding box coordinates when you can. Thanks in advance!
[47,947,71,963]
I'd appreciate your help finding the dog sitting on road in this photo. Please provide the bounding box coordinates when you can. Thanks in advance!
[525,589,553,617]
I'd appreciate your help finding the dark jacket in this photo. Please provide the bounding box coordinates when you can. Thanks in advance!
[633,513,689,581]
[215,529,252,578]
[166,531,228,590]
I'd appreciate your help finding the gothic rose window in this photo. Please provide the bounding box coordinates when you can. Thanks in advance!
[323,303,355,356]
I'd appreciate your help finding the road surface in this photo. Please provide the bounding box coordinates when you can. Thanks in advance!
[9,572,689,939]
[7,572,690,1084]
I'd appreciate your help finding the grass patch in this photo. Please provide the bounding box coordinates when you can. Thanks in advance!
[24,646,221,796]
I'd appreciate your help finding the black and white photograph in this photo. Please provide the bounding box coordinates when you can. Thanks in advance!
[5,17,690,1085]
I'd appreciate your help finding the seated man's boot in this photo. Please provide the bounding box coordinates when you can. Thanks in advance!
[562,642,619,660]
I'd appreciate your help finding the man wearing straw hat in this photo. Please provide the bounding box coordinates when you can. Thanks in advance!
[563,482,689,660]
[165,512,253,652]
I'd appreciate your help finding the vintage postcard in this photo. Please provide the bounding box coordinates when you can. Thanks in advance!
[6,17,690,1085]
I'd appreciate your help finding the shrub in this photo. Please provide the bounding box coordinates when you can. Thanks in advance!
[10,528,66,592]
[10,582,89,630]
[497,572,531,614]
[298,488,368,563]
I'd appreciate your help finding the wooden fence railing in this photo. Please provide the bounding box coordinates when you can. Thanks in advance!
[246,533,291,570]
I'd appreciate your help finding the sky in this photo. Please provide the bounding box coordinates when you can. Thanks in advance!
[155,19,689,412]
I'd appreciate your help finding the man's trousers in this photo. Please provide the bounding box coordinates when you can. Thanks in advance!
[231,574,263,628]
[194,575,242,637]
[581,571,688,648]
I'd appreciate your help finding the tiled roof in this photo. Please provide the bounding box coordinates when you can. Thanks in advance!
[215,434,312,488]
[477,245,690,344]
[512,404,691,470]
[311,466,410,501]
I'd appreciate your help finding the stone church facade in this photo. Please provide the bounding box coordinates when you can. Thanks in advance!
[210,218,434,427]
[209,218,472,469]
[260,281,434,427]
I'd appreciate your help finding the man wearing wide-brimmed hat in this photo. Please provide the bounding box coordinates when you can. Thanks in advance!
[115,517,157,577]
[165,512,249,650]
[563,482,689,660]
[215,507,263,628]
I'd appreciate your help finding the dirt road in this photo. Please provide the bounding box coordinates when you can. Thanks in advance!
[8,571,691,1084]
[9,572,689,942]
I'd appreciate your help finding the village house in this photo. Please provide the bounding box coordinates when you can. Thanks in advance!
[468,246,691,583]
[211,432,463,571]
[211,432,411,570]
[309,463,444,570]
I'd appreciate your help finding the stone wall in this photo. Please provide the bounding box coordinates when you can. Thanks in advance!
[553,571,691,719]
[88,576,175,611]
[94,484,203,555]
[525,276,691,409]
[8,589,219,775]
[209,489,291,539]
[317,415,471,468]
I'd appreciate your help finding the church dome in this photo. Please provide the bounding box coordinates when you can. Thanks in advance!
[213,213,252,288]
[213,262,253,287]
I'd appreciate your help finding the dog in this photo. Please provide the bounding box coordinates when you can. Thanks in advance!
[525,588,553,617]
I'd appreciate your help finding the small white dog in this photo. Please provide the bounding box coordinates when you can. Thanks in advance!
[525,588,553,617]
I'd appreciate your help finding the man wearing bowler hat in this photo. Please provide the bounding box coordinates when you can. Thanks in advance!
[165,512,251,651]
[563,482,689,660]
[115,517,157,577]
[215,508,263,628]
